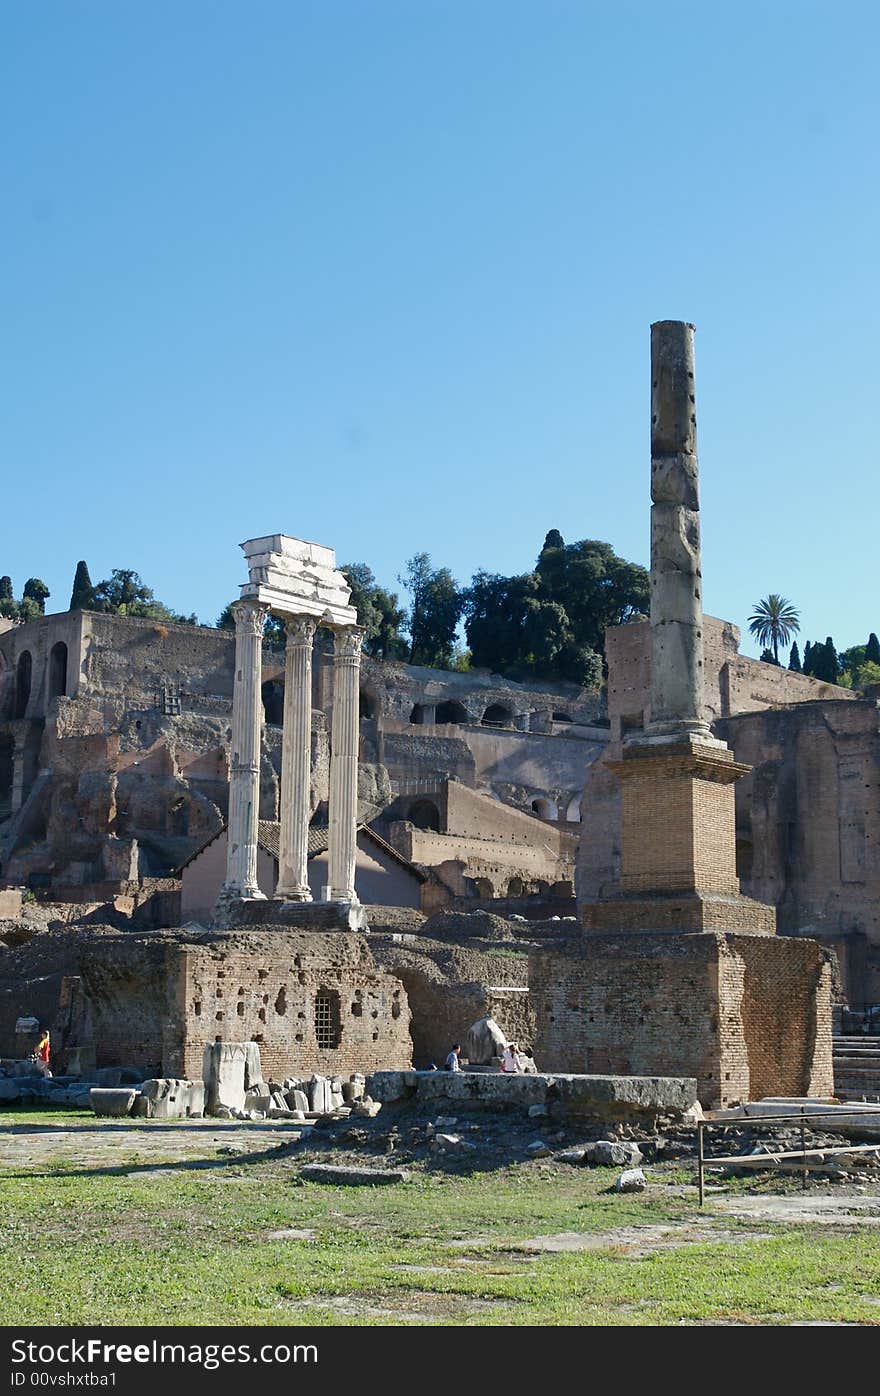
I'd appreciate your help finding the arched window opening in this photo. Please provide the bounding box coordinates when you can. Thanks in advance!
[261,679,284,727]
[14,652,32,719]
[481,703,514,728]
[408,799,441,832]
[507,877,525,897]
[472,877,494,899]
[531,797,557,821]
[359,690,376,720]
[435,700,467,725]
[314,989,341,1050]
[49,642,68,699]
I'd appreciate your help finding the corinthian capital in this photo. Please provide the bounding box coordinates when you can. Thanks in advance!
[285,616,317,648]
[333,626,364,661]
[232,600,268,637]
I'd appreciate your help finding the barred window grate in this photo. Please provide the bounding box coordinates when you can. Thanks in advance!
[314,992,338,1050]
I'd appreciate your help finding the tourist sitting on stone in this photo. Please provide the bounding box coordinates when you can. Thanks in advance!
[444,1043,462,1072]
[500,1041,522,1073]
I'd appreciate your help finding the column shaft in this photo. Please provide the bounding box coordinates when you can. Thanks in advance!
[276,617,316,899]
[222,600,267,898]
[327,627,363,902]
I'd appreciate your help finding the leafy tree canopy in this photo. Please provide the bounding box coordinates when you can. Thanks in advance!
[399,553,464,670]
[340,563,407,660]
[92,569,196,625]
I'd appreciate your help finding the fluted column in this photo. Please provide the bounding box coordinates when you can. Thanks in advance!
[276,616,316,900]
[327,626,363,902]
[221,599,267,899]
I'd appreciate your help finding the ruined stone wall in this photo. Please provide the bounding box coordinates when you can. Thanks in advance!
[176,931,412,1081]
[371,935,531,1067]
[605,615,854,741]
[719,700,880,1001]
[530,931,833,1106]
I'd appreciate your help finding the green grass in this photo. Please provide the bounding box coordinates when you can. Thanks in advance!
[1,1110,878,1326]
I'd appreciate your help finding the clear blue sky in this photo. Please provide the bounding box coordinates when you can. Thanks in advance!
[3,2,878,660]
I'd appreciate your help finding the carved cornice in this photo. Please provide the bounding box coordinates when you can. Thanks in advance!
[232,600,268,637]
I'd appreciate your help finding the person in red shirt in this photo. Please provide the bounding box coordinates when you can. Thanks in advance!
[34,1029,50,1066]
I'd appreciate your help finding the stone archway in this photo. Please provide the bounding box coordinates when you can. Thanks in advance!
[49,642,68,699]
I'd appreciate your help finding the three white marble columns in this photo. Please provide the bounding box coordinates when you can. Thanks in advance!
[221,601,363,906]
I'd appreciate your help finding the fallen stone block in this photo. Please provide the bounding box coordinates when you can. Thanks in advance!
[555,1147,588,1165]
[90,1088,138,1117]
[365,1071,418,1103]
[342,1074,366,1103]
[465,1016,508,1066]
[203,1042,258,1114]
[615,1168,647,1193]
[284,1089,309,1113]
[140,1079,205,1120]
[352,1099,381,1118]
[309,1075,333,1114]
[585,1141,644,1167]
[527,1140,553,1158]
[300,1163,409,1185]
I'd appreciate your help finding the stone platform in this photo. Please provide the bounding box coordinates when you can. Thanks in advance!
[217,897,368,933]
[368,1069,698,1121]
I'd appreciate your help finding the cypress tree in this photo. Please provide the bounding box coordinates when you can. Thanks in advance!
[823,636,839,682]
[802,640,813,676]
[867,632,880,665]
[69,561,95,611]
[0,576,12,601]
[789,641,802,672]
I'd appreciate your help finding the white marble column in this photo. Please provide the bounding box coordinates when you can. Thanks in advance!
[221,599,267,900]
[275,615,316,900]
[327,626,363,902]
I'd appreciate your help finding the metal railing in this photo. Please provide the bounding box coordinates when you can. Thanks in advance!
[696,1105,880,1206]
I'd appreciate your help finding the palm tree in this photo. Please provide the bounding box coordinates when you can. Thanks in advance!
[748,595,800,665]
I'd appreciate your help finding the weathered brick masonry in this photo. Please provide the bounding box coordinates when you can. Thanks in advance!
[531,931,833,1106]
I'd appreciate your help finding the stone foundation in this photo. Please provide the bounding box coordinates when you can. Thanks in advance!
[530,931,834,1107]
[368,1069,698,1121]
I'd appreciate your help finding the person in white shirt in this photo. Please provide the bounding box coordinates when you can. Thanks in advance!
[500,1041,522,1073]
[445,1043,462,1071]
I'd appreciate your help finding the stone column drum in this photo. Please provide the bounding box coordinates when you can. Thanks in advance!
[327,627,363,902]
[221,599,267,899]
[275,616,317,900]
[648,320,711,737]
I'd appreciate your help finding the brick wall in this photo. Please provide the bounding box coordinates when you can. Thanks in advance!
[530,931,833,1106]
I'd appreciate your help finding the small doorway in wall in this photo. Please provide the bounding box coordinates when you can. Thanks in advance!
[14,652,32,719]
[49,642,68,699]
[435,700,467,725]
[481,703,513,727]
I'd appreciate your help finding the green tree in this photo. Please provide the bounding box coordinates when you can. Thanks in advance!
[747,595,800,665]
[92,569,196,625]
[0,577,12,602]
[867,633,880,666]
[802,640,813,676]
[759,647,779,666]
[22,578,49,615]
[69,561,96,611]
[788,641,801,672]
[0,575,17,621]
[806,637,839,684]
[340,563,407,660]
[535,538,649,656]
[399,553,464,669]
